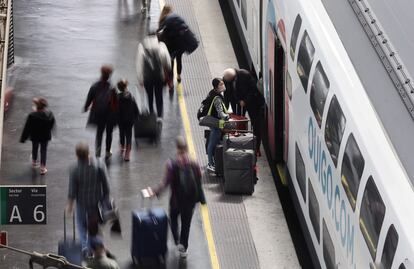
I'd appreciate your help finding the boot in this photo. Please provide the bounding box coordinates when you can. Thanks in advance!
[124,145,131,161]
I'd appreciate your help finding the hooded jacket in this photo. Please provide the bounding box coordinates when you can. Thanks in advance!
[117,91,139,125]
[20,110,55,142]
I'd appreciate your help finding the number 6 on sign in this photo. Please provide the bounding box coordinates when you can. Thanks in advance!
[34,205,45,223]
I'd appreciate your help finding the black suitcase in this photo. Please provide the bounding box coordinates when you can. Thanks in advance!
[134,110,162,144]
[58,211,82,265]
[215,144,224,177]
[223,148,255,195]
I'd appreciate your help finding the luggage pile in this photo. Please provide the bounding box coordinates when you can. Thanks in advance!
[210,114,258,195]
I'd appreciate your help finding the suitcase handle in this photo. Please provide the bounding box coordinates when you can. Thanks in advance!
[63,211,76,242]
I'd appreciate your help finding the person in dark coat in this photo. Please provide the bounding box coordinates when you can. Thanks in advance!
[223,68,265,156]
[117,79,138,161]
[158,5,191,91]
[20,97,56,175]
[84,65,118,159]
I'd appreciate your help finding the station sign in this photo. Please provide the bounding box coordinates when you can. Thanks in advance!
[0,185,46,225]
[0,231,7,246]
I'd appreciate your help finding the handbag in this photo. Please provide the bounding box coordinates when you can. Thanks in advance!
[98,197,119,224]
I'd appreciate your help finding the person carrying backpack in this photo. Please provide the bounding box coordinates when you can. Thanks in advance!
[136,34,171,118]
[147,136,206,259]
[205,78,228,172]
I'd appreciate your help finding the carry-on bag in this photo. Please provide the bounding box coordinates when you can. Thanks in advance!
[133,86,162,144]
[131,191,168,265]
[58,211,82,266]
[223,132,256,152]
[223,148,255,195]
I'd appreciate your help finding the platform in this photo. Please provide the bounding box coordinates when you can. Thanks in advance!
[0,0,300,268]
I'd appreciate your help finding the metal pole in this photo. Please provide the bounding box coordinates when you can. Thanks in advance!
[0,0,12,167]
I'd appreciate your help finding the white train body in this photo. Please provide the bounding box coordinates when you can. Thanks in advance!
[228,0,414,268]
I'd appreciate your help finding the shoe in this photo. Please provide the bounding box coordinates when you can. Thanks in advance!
[178,244,187,259]
[32,160,40,168]
[177,74,182,83]
[207,164,215,173]
[105,151,112,159]
[40,166,48,175]
[124,145,131,162]
[82,247,92,261]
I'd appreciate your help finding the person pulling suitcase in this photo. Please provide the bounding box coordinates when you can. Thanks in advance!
[146,136,206,258]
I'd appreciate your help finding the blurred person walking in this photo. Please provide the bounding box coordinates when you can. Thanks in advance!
[20,97,56,175]
[66,142,111,258]
[147,136,206,259]
[117,79,138,161]
[84,65,118,159]
[158,5,198,92]
[136,34,171,118]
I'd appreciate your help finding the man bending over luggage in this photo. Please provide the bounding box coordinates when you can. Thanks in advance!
[147,136,206,258]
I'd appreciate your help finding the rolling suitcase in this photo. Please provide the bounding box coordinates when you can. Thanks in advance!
[58,211,82,266]
[223,132,256,152]
[215,144,224,177]
[223,148,255,195]
[131,195,168,265]
[134,110,162,143]
[228,113,248,131]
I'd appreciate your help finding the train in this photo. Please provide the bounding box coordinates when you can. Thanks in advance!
[226,0,414,268]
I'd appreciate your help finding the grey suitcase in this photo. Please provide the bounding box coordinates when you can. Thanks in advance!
[223,133,256,152]
[223,148,255,195]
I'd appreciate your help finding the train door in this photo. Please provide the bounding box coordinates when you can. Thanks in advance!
[266,25,285,163]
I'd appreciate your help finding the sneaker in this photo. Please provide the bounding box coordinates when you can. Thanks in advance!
[40,167,48,175]
[177,244,187,259]
[105,151,112,159]
[207,164,215,173]
[32,160,40,168]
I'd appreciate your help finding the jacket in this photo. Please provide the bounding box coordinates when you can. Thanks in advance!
[158,13,188,55]
[117,91,139,125]
[224,69,265,111]
[136,36,171,84]
[208,91,228,120]
[154,155,206,209]
[84,80,118,126]
[20,109,55,142]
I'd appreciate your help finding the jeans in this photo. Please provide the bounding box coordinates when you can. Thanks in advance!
[75,204,89,251]
[119,122,133,147]
[95,122,114,157]
[207,127,222,166]
[144,77,164,117]
[170,205,195,250]
[32,141,48,166]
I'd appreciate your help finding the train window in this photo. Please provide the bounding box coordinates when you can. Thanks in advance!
[399,264,406,269]
[286,71,292,100]
[379,225,398,269]
[341,133,365,211]
[297,31,315,93]
[309,179,320,243]
[241,0,247,29]
[324,95,346,167]
[310,61,330,128]
[295,143,306,202]
[323,219,335,269]
[290,15,302,61]
[360,176,386,260]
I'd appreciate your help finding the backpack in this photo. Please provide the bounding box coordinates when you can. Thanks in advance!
[197,90,216,120]
[174,161,199,205]
[143,47,163,81]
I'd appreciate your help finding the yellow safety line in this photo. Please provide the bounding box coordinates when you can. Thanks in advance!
[157,0,220,267]
[276,163,288,186]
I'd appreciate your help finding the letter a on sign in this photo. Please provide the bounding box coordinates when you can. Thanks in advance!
[0,231,7,247]
[9,206,22,223]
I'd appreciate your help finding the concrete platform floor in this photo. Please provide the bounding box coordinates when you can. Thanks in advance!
[0,0,210,268]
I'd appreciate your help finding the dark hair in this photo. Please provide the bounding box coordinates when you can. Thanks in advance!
[117,79,128,92]
[212,78,223,89]
[33,97,48,110]
[75,142,89,161]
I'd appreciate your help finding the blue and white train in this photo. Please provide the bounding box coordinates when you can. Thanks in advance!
[226,0,414,268]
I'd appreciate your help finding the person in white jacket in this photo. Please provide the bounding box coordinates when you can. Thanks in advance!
[136,34,171,118]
